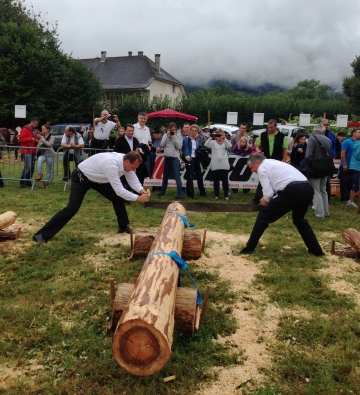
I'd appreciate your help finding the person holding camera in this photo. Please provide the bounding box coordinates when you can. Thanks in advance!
[91,110,121,152]
[204,129,232,200]
[290,133,307,169]
[158,122,183,199]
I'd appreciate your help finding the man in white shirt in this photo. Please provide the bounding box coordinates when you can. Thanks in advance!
[91,110,121,151]
[61,126,84,181]
[33,151,150,243]
[133,112,151,145]
[233,153,324,256]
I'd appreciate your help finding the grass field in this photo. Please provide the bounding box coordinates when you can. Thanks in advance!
[1,176,360,395]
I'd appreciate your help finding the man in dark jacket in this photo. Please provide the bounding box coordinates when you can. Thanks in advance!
[305,123,332,218]
[249,119,287,205]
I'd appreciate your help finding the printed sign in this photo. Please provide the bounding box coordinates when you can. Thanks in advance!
[144,154,259,189]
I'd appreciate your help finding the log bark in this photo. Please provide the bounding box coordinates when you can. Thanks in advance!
[342,228,360,253]
[112,283,198,335]
[131,229,202,260]
[0,211,17,230]
[112,202,186,376]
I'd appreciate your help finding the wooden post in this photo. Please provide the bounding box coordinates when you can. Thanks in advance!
[112,202,187,376]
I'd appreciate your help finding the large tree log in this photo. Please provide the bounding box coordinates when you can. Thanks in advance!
[0,211,17,230]
[131,229,203,260]
[111,283,198,335]
[112,202,187,376]
[342,228,360,253]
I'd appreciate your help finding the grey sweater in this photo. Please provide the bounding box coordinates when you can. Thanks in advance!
[204,138,232,171]
[305,132,332,162]
[160,134,183,158]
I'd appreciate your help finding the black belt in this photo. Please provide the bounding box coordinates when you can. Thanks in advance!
[277,181,308,194]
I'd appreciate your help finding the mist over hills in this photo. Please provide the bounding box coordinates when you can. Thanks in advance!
[183,79,287,95]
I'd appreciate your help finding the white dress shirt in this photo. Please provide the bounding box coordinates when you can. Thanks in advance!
[94,119,115,140]
[133,123,151,144]
[61,134,84,154]
[125,135,134,151]
[78,152,142,201]
[258,159,307,202]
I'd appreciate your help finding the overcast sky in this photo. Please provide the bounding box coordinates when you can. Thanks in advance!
[27,0,360,91]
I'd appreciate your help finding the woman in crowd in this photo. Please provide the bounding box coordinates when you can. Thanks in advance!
[182,124,207,197]
[232,135,254,156]
[290,133,307,169]
[35,122,55,188]
[108,127,125,150]
[205,129,232,200]
[158,122,183,199]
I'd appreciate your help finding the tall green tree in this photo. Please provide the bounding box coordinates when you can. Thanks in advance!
[343,56,360,116]
[0,0,102,126]
[287,79,332,100]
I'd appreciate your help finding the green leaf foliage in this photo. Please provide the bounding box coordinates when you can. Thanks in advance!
[0,0,102,126]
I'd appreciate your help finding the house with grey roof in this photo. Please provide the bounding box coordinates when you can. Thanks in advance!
[80,51,186,103]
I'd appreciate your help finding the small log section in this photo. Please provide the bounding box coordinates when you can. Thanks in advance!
[342,229,360,256]
[110,283,198,335]
[0,211,21,241]
[112,202,187,376]
[130,229,204,260]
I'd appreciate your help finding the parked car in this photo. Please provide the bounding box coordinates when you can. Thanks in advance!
[202,124,239,138]
[251,125,308,143]
[51,123,91,151]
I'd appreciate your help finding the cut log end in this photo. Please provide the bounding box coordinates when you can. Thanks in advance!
[112,319,171,376]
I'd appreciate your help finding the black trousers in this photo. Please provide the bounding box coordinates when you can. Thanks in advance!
[245,182,323,255]
[339,166,353,201]
[63,153,80,178]
[35,169,129,241]
[253,182,263,203]
[212,169,229,198]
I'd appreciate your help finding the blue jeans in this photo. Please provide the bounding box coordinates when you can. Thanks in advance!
[20,153,36,187]
[160,157,182,198]
[37,155,53,182]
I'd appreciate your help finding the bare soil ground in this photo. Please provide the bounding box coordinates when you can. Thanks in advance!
[1,225,358,394]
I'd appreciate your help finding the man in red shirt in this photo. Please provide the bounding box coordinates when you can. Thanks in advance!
[19,117,40,188]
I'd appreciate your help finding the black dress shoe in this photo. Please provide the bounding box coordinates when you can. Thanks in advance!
[158,193,164,197]
[118,226,131,234]
[33,233,47,243]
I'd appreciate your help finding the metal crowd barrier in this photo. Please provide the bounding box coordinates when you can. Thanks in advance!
[0,145,114,190]
[0,145,55,190]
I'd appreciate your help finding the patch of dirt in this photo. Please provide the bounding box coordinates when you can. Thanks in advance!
[195,231,275,394]
[0,360,45,391]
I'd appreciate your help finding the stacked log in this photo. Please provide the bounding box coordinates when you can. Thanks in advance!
[0,211,20,241]
[0,211,17,230]
[131,229,203,260]
[342,229,360,253]
[112,202,187,376]
[111,283,198,335]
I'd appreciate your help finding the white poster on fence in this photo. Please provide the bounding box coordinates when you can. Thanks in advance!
[299,114,311,126]
[15,105,26,118]
[226,112,238,125]
[253,113,264,125]
[336,115,348,127]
